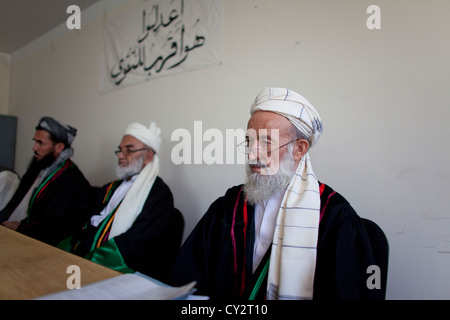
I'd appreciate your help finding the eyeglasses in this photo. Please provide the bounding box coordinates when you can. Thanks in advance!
[114,148,149,156]
[237,139,298,156]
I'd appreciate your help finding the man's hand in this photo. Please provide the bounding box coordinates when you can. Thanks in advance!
[2,221,20,230]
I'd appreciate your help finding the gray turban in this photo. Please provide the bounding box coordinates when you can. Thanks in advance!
[36,116,77,146]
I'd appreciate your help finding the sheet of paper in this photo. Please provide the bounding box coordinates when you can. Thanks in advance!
[36,273,196,300]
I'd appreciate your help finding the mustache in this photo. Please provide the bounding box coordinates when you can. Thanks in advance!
[249,162,269,168]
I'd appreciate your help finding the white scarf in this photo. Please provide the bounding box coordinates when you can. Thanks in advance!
[109,155,159,239]
[108,121,162,239]
[250,87,323,300]
[267,153,319,299]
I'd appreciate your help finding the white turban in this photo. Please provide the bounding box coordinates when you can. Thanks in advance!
[124,122,162,153]
[250,87,323,148]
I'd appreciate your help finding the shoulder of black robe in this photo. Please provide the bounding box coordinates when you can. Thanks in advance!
[113,176,184,282]
[71,180,124,257]
[171,182,384,300]
[16,161,91,247]
[73,176,183,283]
[170,184,248,299]
[314,182,384,300]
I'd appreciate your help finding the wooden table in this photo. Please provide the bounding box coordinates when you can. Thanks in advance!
[0,226,121,300]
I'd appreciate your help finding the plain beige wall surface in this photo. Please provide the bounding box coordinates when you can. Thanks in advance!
[4,0,450,299]
[0,53,10,115]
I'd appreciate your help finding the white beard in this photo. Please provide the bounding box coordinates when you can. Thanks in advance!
[116,155,145,180]
[244,144,297,206]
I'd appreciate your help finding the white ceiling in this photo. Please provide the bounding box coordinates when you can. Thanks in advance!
[0,0,101,54]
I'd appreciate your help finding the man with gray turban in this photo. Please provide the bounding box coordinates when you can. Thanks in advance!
[171,88,386,300]
[60,121,184,283]
[0,116,90,247]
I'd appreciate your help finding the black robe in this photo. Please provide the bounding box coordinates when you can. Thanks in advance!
[171,182,385,300]
[0,159,91,246]
[68,176,184,283]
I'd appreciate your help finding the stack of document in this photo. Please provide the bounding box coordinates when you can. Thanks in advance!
[36,273,198,300]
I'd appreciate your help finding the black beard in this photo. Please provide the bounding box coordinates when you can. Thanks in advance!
[28,153,57,171]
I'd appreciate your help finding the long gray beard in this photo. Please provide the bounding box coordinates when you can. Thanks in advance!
[244,145,297,206]
[116,155,145,180]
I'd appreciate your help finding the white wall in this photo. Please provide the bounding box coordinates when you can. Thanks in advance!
[7,0,450,299]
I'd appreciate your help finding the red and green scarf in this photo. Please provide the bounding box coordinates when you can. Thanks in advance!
[232,182,336,300]
[27,159,73,215]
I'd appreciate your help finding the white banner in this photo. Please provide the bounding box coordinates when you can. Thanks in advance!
[101,0,222,92]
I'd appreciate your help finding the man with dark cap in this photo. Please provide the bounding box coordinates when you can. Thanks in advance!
[0,116,91,246]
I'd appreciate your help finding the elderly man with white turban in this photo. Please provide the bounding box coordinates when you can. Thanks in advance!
[60,122,184,283]
[171,88,386,300]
